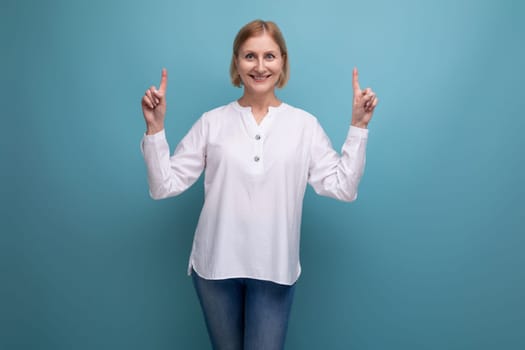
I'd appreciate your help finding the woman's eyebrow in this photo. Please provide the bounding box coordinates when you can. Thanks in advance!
[240,50,278,55]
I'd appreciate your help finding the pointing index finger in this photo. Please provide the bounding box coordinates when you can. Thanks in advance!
[159,68,168,92]
[353,67,361,94]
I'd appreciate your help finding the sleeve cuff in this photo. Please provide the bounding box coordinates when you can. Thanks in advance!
[142,129,166,143]
[347,125,369,139]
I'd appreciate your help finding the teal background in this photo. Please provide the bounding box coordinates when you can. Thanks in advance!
[1,0,524,349]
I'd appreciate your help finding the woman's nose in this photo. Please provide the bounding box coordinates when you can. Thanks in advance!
[255,59,265,72]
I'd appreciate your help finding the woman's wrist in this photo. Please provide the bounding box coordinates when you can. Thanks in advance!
[146,123,164,135]
[351,121,368,129]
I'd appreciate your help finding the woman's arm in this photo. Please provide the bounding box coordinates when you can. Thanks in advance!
[307,122,368,202]
[140,69,207,199]
[141,117,207,200]
[307,68,377,201]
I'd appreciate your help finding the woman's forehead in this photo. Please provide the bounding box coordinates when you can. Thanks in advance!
[240,34,280,51]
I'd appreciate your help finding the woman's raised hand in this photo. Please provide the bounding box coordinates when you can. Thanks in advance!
[142,68,168,135]
[351,68,378,129]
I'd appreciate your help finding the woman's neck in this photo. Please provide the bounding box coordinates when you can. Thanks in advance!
[238,92,281,124]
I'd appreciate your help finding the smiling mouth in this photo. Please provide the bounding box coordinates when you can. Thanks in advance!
[250,74,271,82]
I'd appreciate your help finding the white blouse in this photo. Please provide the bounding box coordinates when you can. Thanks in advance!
[141,101,368,285]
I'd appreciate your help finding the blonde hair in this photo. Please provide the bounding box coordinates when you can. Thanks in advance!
[229,20,289,88]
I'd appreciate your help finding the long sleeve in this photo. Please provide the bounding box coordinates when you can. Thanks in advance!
[307,122,368,202]
[140,115,207,200]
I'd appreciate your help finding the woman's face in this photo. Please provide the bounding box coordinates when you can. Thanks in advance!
[235,33,284,95]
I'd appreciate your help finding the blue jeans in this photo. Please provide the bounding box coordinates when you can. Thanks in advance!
[191,269,296,350]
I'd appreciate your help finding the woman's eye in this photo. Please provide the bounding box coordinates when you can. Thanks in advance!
[245,54,254,59]
[265,54,275,60]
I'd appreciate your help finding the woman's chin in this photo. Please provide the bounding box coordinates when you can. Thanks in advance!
[244,82,276,95]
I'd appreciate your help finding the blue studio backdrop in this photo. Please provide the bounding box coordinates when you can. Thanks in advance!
[1,0,524,349]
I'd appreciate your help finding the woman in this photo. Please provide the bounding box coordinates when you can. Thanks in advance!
[141,19,377,350]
